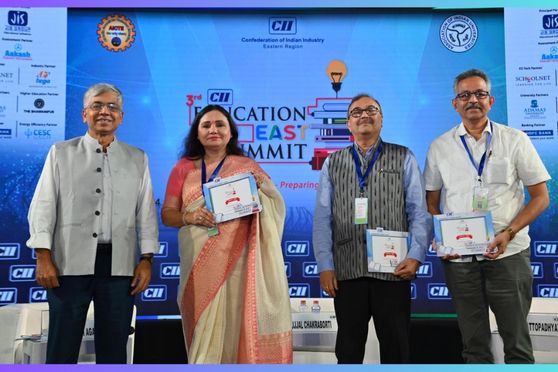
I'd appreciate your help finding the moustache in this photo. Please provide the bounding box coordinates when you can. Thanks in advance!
[358,117,374,125]
[466,104,483,111]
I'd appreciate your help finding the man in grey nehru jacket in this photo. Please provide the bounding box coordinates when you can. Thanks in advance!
[27,83,159,363]
[313,93,431,364]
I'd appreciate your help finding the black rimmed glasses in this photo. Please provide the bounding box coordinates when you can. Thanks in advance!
[349,106,381,118]
[455,90,490,101]
[87,102,122,113]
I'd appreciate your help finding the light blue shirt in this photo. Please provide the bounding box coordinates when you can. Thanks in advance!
[313,143,432,273]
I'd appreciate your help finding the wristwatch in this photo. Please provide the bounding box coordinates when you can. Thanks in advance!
[501,227,516,241]
[140,254,154,264]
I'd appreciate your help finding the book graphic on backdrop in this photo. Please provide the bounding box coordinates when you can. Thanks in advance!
[366,228,408,273]
[433,211,495,257]
[202,172,262,223]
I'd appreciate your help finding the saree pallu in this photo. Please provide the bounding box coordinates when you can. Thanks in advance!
[177,156,292,363]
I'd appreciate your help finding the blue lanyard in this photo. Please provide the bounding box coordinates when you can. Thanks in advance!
[459,122,493,179]
[351,141,383,194]
[201,156,226,189]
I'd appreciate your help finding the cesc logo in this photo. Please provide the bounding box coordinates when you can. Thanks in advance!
[207,89,233,106]
[288,283,309,297]
[534,241,558,257]
[538,285,558,298]
[29,287,47,303]
[427,283,451,300]
[285,241,310,256]
[302,262,318,277]
[0,288,17,305]
[141,285,167,302]
[531,262,544,279]
[0,243,20,259]
[160,263,180,279]
[269,17,297,35]
[416,262,433,278]
[9,265,36,282]
[8,11,28,26]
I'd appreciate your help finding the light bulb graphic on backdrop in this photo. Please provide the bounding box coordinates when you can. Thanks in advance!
[326,59,348,98]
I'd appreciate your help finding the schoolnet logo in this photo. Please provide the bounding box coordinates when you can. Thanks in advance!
[534,241,558,257]
[531,262,543,279]
[285,241,310,256]
[538,285,558,298]
[160,263,180,279]
[302,262,318,278]
[416,262,433,278]
[0,288,17,304]
[288,283,309,297]
[0,243,20,259]
[269,17,297,35]
[9,265,36,282]
[207,89,233,106]
[29,287,47,302]
[141,285,167,301]
[427,283,451,300]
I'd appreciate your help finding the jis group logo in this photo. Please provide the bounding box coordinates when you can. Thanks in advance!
[160,263,180,279]
[288,283,309,297]
[427,283,451,300]
[269,17,297,35]
[141,285,167,301]
[531,262,543,279]
[542,14,558,29]
[207,89,233,106]
[302,262,318,277]
[155,242,168,257]
[439,15,478,53]
[416,262,433,278]
[534,241,558,257]
[0,288,17,305]
[8,11,28,26]
[285,241,310,256]
[538,285,558,298]
[9,265,36,282]
[0,243,20,259]
[29,287,47,303]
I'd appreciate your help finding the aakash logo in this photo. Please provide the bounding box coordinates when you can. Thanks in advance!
[141,285,167,301]
[538,285,558,298]
[0,288,17,304]
[531,262,543,279]
[269,17,297,35]
[207,89,233,106]
[0,243,20,259]
[160,263,180,279]
[29,287,47,303]
[285,241,309,256]
[9,265,36,282]
[288,283,309,297]
[416,262,433,278]
[302,262,318,277]
[427,283,451,300]
[534,241,558,257]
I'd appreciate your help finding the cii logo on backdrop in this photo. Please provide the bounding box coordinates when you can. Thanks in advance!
[428,283,451,300]
[9,265,36,282]
[531,262,544,279]
[207,89,233,105]
[411,283,417,300]
[289,283,309,297]
[0,288,17,304]
[141,285,167,301]
[538,285,558,298]
[554,263,558,279]
[416,262,433,278]
[284,262,291,278]
[29,287,47,302]
[0,243,20,259]
[160,263,180,279]
[269,17,297,34]
[302,262,318,277]
[534,241,558,257]
[155,242,168,258]
[285,241,310,256]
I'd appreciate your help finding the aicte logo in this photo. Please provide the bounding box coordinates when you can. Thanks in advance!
[160,263,180,279]
[416,262,433,278]
[284,241,310,256]
[0,288,17,304]
[531,262,543,279]
[427,283,451,300]
[9,265,36,281]
[534,241,558,257]
[288,283,309,297]
[141,285,167,301]
[0,243,20,259]
[538,285,558,298]
[207,89,233,106]
[29,287,47,302]
[439,15,478,53]
[269,17,297,35]
[302,262,318,277]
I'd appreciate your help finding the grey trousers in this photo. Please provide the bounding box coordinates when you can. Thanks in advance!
[443,249,534,364]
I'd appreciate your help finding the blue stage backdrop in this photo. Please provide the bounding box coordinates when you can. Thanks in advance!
[1,8,556,316]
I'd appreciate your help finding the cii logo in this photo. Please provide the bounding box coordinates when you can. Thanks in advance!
[141,285,167,301]
[0,288,17,304]
[284,262,291,278]
[302,262,318,277]
[427,244,437,256]
[320,289,330,298]
[8,11,28,26]
[29,287,47,302]
[554,263,558,279]
[9,265,36,282]
[534,241,558,257]
[160,263,180,279]
[288,283,309,297]
[0,243,20,259]
[538,285,558,298]
[411,283,417,300]
[416,262,433,278]
[207,89,233,105]
[155,242,168,258]
[531,262,543,279]
[285,241,310,256]
[427,283,451,300]
[269,17,297,34]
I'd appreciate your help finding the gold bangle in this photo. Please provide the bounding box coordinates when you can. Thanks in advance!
[500,226,516,241]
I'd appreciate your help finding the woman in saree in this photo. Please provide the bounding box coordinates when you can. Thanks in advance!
[161,104,292,364]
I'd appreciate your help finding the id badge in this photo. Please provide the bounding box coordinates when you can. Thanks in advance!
[472,185,489,211]
[354,197,368,225]
[207,226,219,237]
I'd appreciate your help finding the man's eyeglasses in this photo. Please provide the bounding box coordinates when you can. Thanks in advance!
[87,102,121,112]
[349,106,381,118]
[455,90,490,101]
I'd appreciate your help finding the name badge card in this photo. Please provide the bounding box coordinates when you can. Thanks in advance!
[433,211,495,257]
[202,172,262,223]
[366,228,408,273]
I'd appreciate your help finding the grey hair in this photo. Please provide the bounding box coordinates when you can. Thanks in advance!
[347,93,383,118]
[83,83,123,108]
[453,69,492,93]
